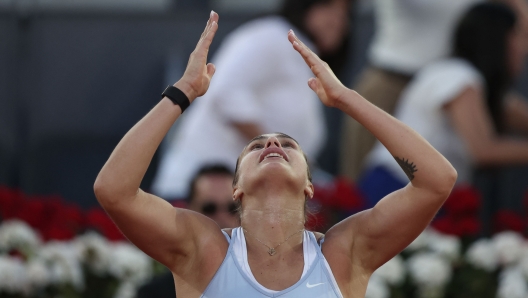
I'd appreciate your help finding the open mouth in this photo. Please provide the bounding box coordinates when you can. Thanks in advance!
[259,148,289,163]
[264,152,284,159]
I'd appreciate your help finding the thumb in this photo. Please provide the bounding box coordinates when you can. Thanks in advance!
[207,63,216,78]
[308,78,327,102]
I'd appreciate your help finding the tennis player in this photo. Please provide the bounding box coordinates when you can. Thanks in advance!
[94,11,456,298]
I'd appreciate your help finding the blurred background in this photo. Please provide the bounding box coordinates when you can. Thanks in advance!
[1,0,528,297]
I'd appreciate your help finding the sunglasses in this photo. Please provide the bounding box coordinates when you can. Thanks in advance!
[200,201,238,216]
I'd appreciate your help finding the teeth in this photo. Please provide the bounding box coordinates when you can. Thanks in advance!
[265,153,283,159]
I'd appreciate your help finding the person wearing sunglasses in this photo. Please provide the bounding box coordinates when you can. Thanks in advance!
[186,165,239,229]
[95,11,456,297]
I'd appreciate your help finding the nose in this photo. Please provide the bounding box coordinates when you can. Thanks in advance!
[265,136,281,149]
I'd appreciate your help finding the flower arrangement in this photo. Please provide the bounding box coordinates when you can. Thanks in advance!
[0,186,125,242]
[0,186,157,298]
[365,228,528,298]
[0,219,155,298]
[365,186,528,298]
[1,185,527,298]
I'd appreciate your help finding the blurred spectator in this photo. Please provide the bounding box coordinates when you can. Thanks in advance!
[152,0,352,199]
[137,164,237,298]
[359,2,528,207]
[339,0,528,180]
[185,164,239,228]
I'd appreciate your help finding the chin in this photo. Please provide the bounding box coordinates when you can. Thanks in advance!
[249,165,305,190]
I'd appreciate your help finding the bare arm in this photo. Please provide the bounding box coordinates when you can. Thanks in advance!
[446,87,528,165]
[93,12,224,271]
[504,92,528,135]
[232,122,264,141]
[288,31,457,272]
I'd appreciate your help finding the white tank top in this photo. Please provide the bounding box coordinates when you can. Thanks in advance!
[200,227,343,297]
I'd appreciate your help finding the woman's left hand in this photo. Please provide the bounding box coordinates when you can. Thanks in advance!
[288,30,349,108]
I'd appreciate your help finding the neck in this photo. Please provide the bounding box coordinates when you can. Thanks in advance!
[240,189,305,256]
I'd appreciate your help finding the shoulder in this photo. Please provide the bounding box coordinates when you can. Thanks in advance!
[418,58,483,86]
[404,58,484,106]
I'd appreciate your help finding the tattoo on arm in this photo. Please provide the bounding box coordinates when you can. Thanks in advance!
[394,157,417,181]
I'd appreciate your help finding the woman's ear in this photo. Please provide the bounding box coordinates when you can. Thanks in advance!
[304,183,314,199]
[233,188,243,201]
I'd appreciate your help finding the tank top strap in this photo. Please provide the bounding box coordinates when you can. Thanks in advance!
[222,228,236,249]
[231,227,240,239]
[221,230,230,240]
[318,235,326,248]
[306,231,324,256]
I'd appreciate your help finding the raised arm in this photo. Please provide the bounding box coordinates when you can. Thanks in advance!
[93,12,225,271]
[288,31,457,271]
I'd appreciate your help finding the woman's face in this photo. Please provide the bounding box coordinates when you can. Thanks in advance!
[234,133,311,197]
[305,0,349,54]
[508,23,528,77]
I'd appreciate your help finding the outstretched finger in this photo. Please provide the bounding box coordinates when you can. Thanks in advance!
[288,30,321,68]
[198,11,218,45]
[287,30,310,51]
[200,11,218,37]
[200,19,210,39]
[197,20,218,53]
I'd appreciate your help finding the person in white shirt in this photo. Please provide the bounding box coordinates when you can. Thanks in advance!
[152,0,351,199]
[360,2,528,207]
[340,0,528,180]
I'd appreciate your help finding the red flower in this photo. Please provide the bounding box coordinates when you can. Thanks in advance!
[493,210,525,234]
[443,185,481,216]
[458,216,481,236]
[332,178,364,211]
[42,196,66,224]
[0,186,24,219]
[59,204,85,231]
[86,208,125,241]
[313,178,364,211]
[432,217,458,236]
[14,199,46,228]
[41,203,85,241]
[42,225,75,241]
[432,215,481,237]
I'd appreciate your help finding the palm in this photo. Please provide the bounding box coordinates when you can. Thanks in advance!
[312,64,346,106]
[184,57,213,97]
[178,12,219,100]
[287,31,348,107]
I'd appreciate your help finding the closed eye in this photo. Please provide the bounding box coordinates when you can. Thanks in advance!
[250,143,264,150]
[282,141,295,148]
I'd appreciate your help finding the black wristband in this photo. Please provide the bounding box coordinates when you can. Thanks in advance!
[162,85,190,113]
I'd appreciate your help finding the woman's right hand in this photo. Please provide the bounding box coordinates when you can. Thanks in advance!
[174,11,219,102]
[287,30,349,108]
